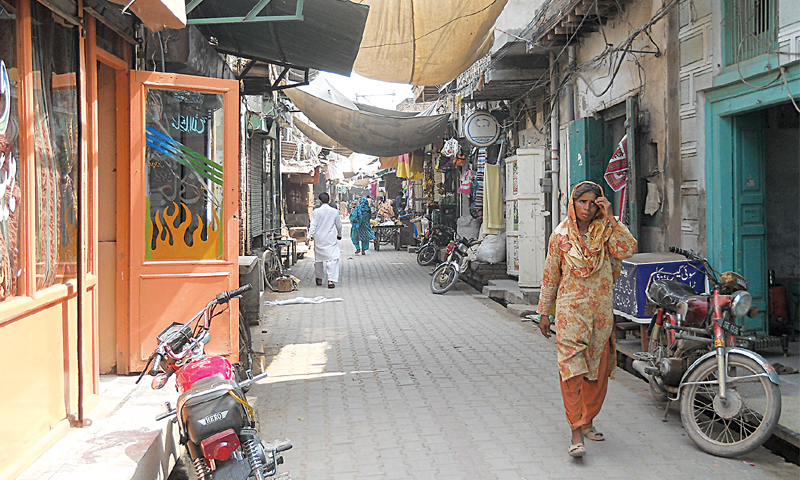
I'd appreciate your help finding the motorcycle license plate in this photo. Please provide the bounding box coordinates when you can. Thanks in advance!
[718,318,743,336]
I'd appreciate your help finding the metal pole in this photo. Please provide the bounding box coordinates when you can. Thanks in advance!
[549,52,560,224]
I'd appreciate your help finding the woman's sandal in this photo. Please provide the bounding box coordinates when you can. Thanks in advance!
[581,426,605,441]
[316,278,323,285]
[568,443,586,458]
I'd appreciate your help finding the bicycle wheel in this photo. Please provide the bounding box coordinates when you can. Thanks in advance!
[262,248,283,292]
[235,313,254,392]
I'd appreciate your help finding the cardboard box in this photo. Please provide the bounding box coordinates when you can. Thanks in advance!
[276,277,293,293]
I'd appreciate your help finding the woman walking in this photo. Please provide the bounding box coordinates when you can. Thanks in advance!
[536,181,637,458]
[349,197,375,255]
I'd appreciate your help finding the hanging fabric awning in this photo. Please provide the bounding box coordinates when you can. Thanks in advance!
[352,0,508,86]
[293,117,338,149]
[186,0,369,76]
[285,78,449,157]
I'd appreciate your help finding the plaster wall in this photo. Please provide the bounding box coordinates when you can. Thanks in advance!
[491,0,547,53]
[677,0,713,254]
[567,0,671,252]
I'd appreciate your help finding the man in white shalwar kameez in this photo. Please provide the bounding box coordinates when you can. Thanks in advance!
[307,193,342,288]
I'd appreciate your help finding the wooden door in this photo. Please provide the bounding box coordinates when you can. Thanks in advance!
[126,71,239,372]
[733,114,767,333]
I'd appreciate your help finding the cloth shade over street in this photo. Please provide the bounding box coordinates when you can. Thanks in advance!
[352,0,508,85]
[284,78,449,157]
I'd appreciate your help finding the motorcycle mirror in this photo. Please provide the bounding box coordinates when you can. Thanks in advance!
[151,373,170,390]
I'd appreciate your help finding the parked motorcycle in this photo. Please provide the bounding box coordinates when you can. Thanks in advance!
[430,236,478,294]
[416,221,454,266]
[137,284,292,479]
[632,247,781,457]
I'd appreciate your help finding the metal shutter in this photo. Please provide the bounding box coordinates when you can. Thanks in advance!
[248,134,265,237]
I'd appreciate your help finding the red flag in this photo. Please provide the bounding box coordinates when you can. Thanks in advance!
[604,134,628,218]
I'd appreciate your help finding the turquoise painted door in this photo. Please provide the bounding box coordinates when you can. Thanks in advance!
[568,117,605,191]
[733,115,767,333]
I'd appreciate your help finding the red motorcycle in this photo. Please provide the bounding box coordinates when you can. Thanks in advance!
[633,247,781,457]
[137,284,291,480]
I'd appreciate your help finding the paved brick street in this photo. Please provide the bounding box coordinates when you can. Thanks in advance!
[250,226,798,480]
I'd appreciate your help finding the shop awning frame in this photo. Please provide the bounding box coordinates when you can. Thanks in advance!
[185,0,369,77]
[186,0,305,25]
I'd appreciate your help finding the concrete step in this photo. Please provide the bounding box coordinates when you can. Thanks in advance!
[481,285,506,299]
[16,376,180,480]
[407,246,417,253]
[520,288,540,305]
[506,304,538,317]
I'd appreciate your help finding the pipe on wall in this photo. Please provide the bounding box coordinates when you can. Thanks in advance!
[549,51,560,224]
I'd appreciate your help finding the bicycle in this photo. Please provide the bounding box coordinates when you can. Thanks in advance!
[261,228,285,292]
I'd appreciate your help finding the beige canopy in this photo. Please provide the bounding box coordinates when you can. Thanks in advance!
[293,117,339,149]
[285,78,449,157]
[352,0,508,86]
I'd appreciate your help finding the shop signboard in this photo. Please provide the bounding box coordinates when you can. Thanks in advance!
[613,253,706,322]
[464,111,500,147]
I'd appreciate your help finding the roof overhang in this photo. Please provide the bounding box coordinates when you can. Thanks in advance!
[186,0,369,77]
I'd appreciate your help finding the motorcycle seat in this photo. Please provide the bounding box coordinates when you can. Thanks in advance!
[646,278,700,311]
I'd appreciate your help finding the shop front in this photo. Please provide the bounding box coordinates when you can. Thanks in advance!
[0,3,241,477]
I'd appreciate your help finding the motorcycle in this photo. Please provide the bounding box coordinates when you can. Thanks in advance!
[137,284,292,479]
[632,247,781,457]
[416,220,454,266]
[430,235,478,294]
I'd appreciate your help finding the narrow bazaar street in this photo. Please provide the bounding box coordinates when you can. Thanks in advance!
[247,224,799,480]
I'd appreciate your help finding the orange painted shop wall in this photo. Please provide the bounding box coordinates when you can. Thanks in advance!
[0,290,97,478]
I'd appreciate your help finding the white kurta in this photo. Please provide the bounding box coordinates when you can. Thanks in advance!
[308,203,342,262]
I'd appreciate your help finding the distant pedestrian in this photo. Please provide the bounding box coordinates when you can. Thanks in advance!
[307,192,342,288]
[349,197,375,255]
[376,199,394,221]
[536,181,637,458]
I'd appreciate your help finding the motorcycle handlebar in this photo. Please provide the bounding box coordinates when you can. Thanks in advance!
[149,352,163,376]
[669,246,698,260]
[216,284,253,304]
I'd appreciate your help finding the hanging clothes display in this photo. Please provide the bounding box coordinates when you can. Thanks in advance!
[474,148,486,209]
[483,163,503,235]
[458,169,475,195]
[397,149,424,181]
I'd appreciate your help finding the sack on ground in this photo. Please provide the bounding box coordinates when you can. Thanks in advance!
[475,232,506,264]
[456,215,481,240]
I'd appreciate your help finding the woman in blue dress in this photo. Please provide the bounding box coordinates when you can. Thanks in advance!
[349,197,375,255]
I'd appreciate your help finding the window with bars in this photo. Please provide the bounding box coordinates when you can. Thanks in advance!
[723,0,778,66]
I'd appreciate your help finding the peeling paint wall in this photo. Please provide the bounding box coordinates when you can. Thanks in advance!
[677,0,714,255]
[564,0,672,252]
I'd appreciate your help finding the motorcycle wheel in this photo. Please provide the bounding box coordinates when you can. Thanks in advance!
[647,325,670,403]
[680,353,781,457]
[416,243,437,266]
[430,262,458,294]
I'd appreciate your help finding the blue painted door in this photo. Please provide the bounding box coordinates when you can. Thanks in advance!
[733,115,767,333]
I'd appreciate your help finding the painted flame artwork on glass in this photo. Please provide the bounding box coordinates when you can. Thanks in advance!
[145,89,224,260]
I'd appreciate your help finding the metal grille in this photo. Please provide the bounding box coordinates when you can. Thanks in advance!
[723,0,778,66]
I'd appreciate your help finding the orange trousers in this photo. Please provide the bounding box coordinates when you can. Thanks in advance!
[558,341,611,430]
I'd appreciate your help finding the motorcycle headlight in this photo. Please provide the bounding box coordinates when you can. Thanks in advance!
[730,291,752,318]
